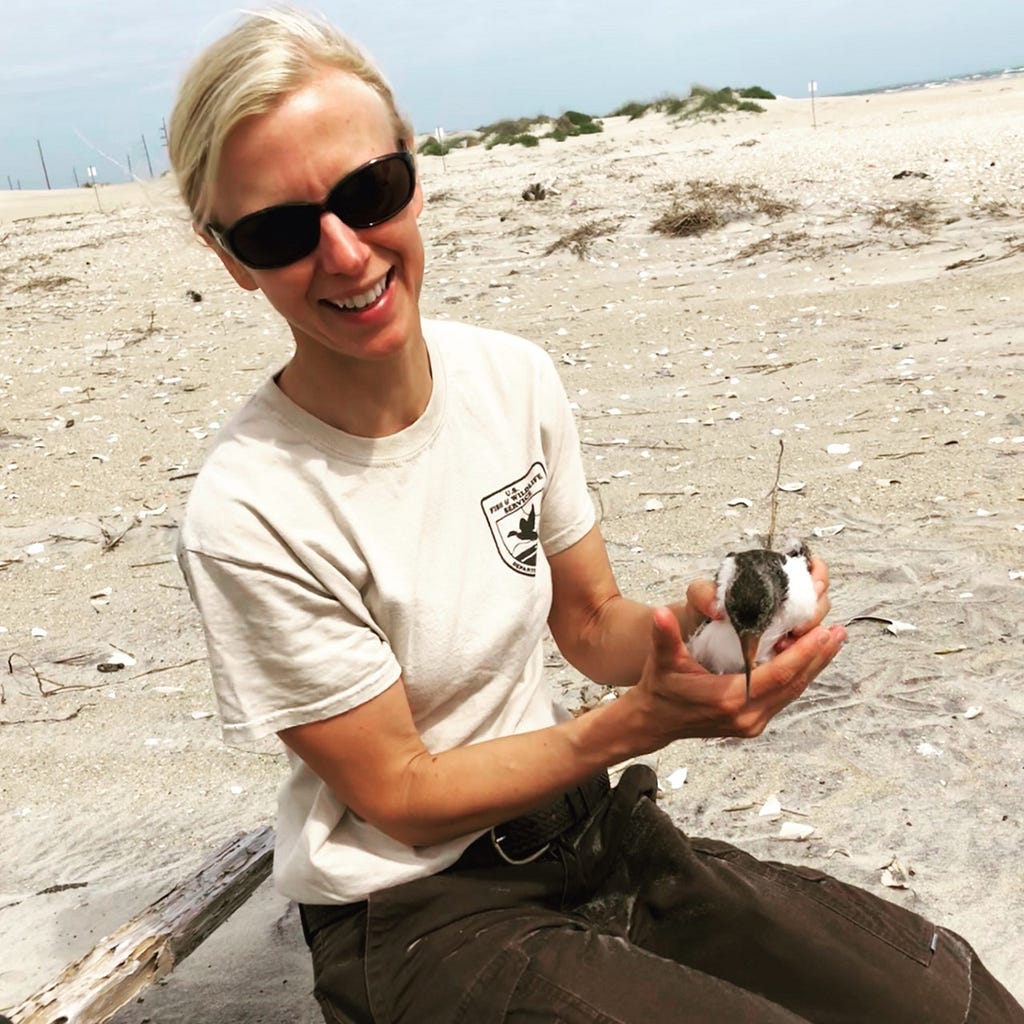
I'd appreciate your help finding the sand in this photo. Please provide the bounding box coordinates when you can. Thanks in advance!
[1,75,1022,1021]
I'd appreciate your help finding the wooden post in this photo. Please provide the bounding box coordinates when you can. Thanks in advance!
[36,140,51,190]
[141,134,154,178]
[5,826,274,1024]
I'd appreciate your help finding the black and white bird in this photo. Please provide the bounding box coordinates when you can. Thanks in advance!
[689,540,817,699]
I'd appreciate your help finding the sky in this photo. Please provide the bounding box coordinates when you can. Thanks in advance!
[1,0,1022,191]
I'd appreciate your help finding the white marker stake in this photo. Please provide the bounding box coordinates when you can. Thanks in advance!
[808,80,817,129]
[437,126,447,173]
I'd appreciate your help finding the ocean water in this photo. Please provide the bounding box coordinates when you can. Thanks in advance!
[842,64,1024,96]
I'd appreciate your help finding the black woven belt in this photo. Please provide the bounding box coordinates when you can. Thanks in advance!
[488,770,611,864]
[299,772,613,943]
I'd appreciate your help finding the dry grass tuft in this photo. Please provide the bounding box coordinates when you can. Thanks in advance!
[651,202,723,238]
[871,199,941,231]
[651,180,795,238]
[15,274,79,292]
[733,230,811,261]
[544,218,622,259]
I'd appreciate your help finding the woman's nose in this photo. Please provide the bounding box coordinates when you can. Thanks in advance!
[316,212,370,274]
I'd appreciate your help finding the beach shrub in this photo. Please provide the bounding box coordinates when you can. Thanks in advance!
[418,136,450,157]
[659,95,690,117]
[609,100,651,119]
[484,132,540,149]
[688,86,736,116]
[479,115,550,147]
[610,88,768,122]
[543,112,604,142]
[563,110,595,128]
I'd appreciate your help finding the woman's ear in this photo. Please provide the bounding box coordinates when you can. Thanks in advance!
[192,222,259,292]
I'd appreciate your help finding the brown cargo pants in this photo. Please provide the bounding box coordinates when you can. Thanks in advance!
[301,765,1023,1023]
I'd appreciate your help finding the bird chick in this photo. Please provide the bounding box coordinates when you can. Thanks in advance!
[689,541,817,699]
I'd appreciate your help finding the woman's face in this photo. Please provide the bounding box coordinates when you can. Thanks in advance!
[205,67,425,368]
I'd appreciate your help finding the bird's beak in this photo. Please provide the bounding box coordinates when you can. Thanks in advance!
[738,631,762,700]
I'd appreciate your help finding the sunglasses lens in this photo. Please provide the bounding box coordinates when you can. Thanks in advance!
[228,205,321,270]
[219,152,416,269]
[330,153,415,229]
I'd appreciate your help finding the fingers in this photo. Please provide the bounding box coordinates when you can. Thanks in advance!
[809,556,830,594]
[650,605,684,667]
[651,606,708,675]
[751,624,847,703]
[685,577,720,620]
[674,578,720,641]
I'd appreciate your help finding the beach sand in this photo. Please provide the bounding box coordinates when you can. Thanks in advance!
[1,75,1022,1021]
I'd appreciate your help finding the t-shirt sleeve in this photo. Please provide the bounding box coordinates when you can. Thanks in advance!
[178,545,402,745]
[536,355,596,556]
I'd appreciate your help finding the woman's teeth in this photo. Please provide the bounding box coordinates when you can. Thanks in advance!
[331,274,388,311]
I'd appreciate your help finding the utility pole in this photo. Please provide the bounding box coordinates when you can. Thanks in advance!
[127,152,134,179]
[141,133,154,177]
[36,139,52,189]
[73,167,80,187]
[6,175,12,190]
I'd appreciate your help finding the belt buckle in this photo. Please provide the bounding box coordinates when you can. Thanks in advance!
[489,827,551,865]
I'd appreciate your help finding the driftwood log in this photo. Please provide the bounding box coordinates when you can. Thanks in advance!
[6,826,274,1024]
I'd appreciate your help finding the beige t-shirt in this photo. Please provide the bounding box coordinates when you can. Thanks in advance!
[177,319,596,903]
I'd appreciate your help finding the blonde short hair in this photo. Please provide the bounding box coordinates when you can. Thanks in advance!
[168,6,414,224]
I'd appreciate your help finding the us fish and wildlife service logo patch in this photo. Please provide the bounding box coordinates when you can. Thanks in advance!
[481,462,546,576]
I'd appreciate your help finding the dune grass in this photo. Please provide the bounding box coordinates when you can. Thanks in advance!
[609,85,773,122]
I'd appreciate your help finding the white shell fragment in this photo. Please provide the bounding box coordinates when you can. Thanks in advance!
[884,619,917,635]
[880,856,913,889]
[102,646,137,669]
[962,706,983,720]
[136,503,167,521]
[644,498,664,512]
[826,443,851,455]
[759,794,783,817]
[812,524,845,538]
[666,767,689,790]
[778,481,805,492]
[777,822,816,841]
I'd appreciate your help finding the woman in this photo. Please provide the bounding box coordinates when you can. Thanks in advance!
[168,9,1022,1022]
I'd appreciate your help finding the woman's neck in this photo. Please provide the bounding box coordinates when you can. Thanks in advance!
[277,333,432,437]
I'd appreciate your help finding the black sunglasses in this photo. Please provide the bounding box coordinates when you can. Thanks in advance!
[207,149,416,270]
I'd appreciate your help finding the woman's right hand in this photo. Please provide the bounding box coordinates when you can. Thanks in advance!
[622,606,847,748]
